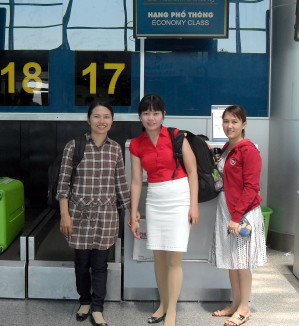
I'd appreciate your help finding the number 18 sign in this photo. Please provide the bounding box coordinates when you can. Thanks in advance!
[0,50,49,106]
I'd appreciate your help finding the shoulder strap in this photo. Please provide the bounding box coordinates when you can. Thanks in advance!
[73,135,86,168]
[70,135,86,188]
[168,127,185,158]
[167,127,176,150]
[168,127,185,178]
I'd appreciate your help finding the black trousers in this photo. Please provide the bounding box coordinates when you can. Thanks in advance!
[74,248,110,312]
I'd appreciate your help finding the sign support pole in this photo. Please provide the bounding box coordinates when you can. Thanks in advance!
[139,37,145,100]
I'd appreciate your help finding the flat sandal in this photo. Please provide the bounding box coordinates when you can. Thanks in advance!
[224,313,250,326]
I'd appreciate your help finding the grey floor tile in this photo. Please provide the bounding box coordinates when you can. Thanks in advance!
[1,249,299,326]
[0,299,76,326]
[101,301,154,326]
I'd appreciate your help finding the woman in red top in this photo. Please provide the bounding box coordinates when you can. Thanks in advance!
[129,94,199,326]
[209,105,266,326]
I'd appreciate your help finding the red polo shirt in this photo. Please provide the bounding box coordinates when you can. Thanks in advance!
[129,126,187,183]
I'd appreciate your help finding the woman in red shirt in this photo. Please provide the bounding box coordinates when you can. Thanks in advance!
[209,105,266,326]
[129,94,199,326]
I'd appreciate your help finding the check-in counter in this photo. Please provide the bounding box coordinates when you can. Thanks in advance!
[124,140,230,301]
[0,203,122,300]
[27,209,122,300]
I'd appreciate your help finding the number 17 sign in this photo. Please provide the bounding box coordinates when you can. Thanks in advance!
[75,51,131,106]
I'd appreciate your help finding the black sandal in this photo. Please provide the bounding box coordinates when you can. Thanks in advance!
[147,313,166,324]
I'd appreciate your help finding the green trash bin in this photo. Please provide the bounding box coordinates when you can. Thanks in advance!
[261,206,273,240]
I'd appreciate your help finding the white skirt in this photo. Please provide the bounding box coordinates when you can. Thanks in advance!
[209,191,267,269]
[146,177,191,252]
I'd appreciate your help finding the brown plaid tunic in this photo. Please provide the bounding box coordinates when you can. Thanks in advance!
[57,134,130,250]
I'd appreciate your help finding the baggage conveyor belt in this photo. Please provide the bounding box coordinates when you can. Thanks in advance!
[0,207,121,300]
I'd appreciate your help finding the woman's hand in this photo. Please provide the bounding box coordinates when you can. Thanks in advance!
[127,210,141,227]
[227,220,240,235]
[128,211,142,239]
[130,220,141,240]
[188,204,200,227]
[60,214,73,237]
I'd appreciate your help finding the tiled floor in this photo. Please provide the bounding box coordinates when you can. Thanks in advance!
[0,249,298,326]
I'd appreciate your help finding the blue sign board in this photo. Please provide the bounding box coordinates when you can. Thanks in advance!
[134,0,229,38]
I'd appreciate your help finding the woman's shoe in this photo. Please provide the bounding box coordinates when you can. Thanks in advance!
[76,305,90,322]
[90,312,108,326]
[147,313,166,324]
[224,312,250,326]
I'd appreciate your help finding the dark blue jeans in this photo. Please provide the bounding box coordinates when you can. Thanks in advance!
[74,248,110,312]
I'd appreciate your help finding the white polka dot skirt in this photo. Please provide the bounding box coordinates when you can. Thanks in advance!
[209,191,267,269]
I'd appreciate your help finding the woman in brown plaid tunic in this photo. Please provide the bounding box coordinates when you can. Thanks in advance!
[57,100,130,326]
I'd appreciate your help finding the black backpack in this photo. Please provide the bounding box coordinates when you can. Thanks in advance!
[168,128,220,203]
[47,136,86,209]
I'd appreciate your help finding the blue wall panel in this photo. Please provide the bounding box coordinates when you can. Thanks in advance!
[0,49,268,117]
[142,52,268,116]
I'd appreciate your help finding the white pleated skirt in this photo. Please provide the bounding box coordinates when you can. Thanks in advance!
[146,177,191,252]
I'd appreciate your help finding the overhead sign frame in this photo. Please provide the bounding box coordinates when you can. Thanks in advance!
[134,0,229,39]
